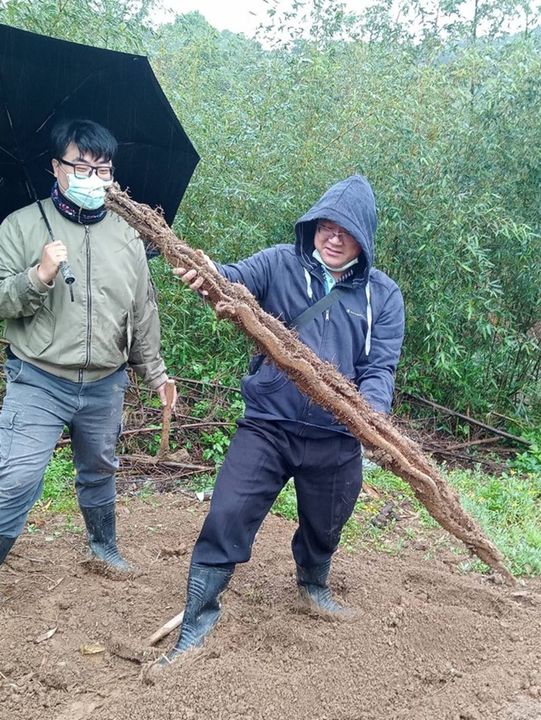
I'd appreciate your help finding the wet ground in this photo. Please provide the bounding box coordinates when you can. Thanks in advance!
[1,495,540,720]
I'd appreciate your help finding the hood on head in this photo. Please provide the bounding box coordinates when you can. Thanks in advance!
[295,175,377,274]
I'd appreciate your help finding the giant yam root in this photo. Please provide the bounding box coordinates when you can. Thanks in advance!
[105,186,515,586]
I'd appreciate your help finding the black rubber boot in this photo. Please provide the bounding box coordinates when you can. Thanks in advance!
[159,562,233,667]
[296,559,356,618]
[79,502,130,572]
[0,535,16,566]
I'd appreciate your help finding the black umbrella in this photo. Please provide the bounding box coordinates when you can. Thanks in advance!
[0,23,199,228]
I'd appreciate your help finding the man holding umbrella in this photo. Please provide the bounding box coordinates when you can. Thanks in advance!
[0,118,177,570]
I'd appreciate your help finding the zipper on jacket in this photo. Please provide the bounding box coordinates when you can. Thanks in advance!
[82,225,92,372]
[299,299,333,421]
[301,304,330,421]
[318,306,331,355]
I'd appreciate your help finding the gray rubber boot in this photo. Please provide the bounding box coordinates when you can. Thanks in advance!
[296,559,356,617]
[0,535,16,566]
[159,562,233,666]
[79,502,130,572]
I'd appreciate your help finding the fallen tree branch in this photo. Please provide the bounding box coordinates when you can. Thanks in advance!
[119,454,213,472]
[105,186,516,585]
[444,437,500,451]
[403,393,531,447]
[56,420,230,447]
[170,375,241,393]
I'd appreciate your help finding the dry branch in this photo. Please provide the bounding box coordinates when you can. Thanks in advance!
[144,611,185,647]
[105,186,516,585]
[158,379,176,456]
[403,393,531,447]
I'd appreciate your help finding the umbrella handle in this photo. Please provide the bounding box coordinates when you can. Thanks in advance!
[59,261,75,302]
[33,199,75,299]
[59,260,75,285]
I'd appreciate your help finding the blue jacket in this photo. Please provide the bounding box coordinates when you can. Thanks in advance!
[216,175,405,435]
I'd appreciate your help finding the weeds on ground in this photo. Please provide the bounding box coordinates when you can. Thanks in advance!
[364,463,541,577]
[185,472,216,494]
[201,429,231,464]
[269,463,541,578]
[269,472,406,555]
[39,447,77,514]
[441,467,541,577]
[26,447,79,536]
[510,428,541,476]
[271,479,298,521]
[33,394,541,579]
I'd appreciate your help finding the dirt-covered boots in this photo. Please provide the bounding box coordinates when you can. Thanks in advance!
[79,502,130,572]
[296,559,356,618]
[0,535,16,565]
[159,562,233,666]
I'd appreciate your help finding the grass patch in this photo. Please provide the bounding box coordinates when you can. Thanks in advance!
[364,465,541,577]
[39,447,77,514]
[442,467,541,577]
[271,479,298,521]
[269,464,541,577]
[33,437,541,579]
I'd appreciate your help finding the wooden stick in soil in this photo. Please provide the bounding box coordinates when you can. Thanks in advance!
[105,186,516,586]
[109,611,185,663]
[144,610,185,647]
[158,379,176,457]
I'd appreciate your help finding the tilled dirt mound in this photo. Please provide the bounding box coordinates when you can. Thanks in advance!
[1,496,540,720]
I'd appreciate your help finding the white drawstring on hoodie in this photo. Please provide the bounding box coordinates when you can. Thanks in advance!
[365,281,372,356]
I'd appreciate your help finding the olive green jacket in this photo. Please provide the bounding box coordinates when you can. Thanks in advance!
[0,198,167,388]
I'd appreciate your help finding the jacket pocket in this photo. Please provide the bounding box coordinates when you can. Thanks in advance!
[0,409,16,462]
[243,360,289,396]
[115,309,133,355]
[27,306,55,356]
[126,307,134,351]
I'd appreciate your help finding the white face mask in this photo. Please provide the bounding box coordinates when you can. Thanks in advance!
[312,248,359,273]
[63,173,112,210]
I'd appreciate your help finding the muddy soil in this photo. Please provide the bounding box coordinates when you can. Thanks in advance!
[1,495,540,720]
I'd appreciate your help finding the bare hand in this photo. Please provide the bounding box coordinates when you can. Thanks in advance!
[37,241,68,284]
[156,378,178,407]
[172,267,208,295]
[173,253,214,296]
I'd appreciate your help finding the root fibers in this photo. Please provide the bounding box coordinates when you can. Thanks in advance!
[105,187,515,585]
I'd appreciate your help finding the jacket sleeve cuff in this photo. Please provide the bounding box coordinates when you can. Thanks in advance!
[147,371,168,391]
[360,391,389,415]
[28,265,54,293]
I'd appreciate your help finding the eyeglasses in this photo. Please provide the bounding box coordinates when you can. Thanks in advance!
[316,222,353,243]
[58,159,114,181]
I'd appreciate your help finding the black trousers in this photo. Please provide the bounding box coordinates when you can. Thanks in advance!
[192,418,363,568]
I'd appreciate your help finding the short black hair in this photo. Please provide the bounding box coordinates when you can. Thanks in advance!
[50,119,118,161]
